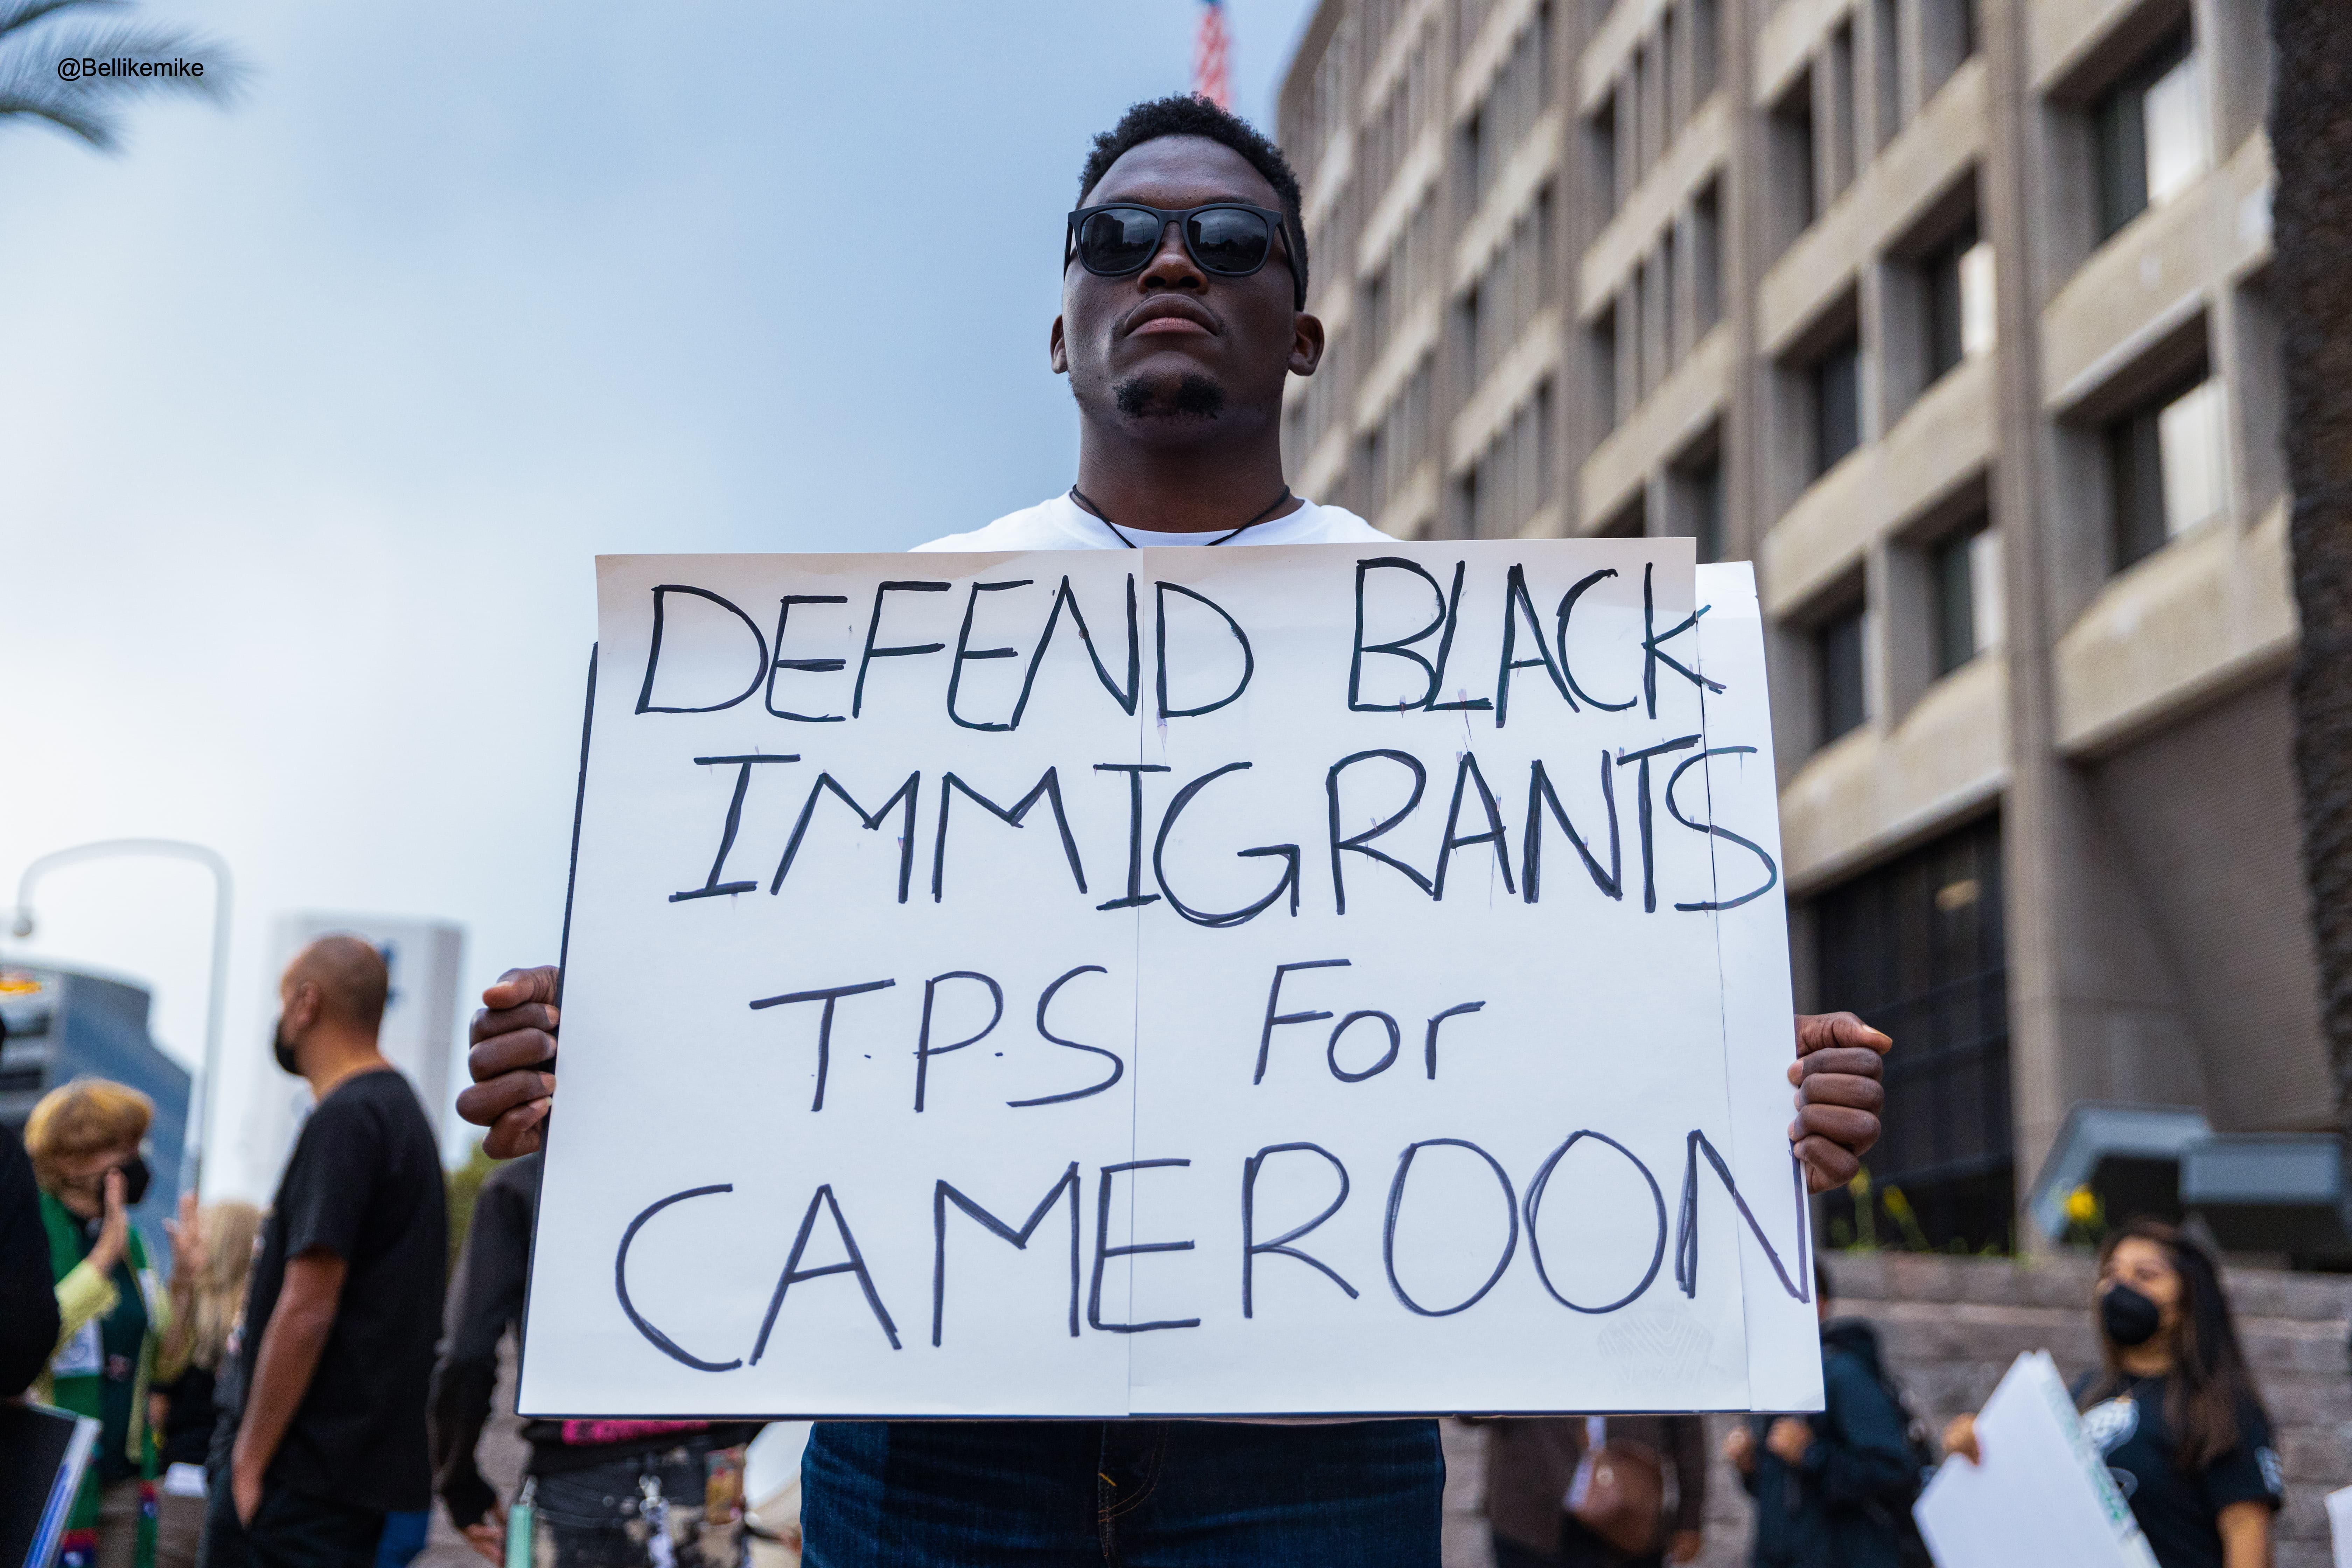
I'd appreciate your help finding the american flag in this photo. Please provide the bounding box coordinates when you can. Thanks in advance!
[1194,0,1231,109]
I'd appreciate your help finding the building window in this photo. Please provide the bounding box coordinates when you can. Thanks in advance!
[1660,7,1680,134]
[1920,219,1995,385]
[1810,335,1861,476]
[1816,600,1866,744]
[1932,518,2001,675]
[1632,42,1653,178]
[1677,452,1723,563]
[1589,95,1620,220]
[2108,374,2228,571]
[1924,0,1977,92]
[1814,814,2010,1252]
[1462,109,1486,218]
[1693,180,1722,333]
[1459,282,1482,392]
[1691,0,1720,103]
[1590,302,1619,434]
[1461,384,1554,539]
[1871,0,1901,151]
[1771,76,1817,249]
[1828,21,1857,200]
[1467,4,1552,210]
[2093,30,2205,243]
[1659,230,1679,370]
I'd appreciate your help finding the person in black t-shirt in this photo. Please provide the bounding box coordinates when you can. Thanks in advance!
[431,1152,764,1568]
[0,1118,61,1397]
[1944,1219,2281,1568]
[201,936,448,1568]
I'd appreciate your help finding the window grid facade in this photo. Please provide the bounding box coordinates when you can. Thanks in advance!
[1281,0,2308,1259]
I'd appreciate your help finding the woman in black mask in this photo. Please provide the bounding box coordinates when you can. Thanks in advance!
[1943,1220,2281,1568]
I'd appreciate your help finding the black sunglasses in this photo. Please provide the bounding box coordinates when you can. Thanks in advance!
[1065,203,1302,306]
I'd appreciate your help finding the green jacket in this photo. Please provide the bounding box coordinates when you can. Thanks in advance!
[39,1190,181,1567]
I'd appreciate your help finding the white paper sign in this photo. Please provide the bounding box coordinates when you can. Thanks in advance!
[1914,1351,2160,1568]
[2326,1482,2352,1568]
[518,541,1821,1418]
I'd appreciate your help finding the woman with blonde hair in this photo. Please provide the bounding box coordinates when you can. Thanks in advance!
[151,1198,263,1568]
[27,1078,198,1568]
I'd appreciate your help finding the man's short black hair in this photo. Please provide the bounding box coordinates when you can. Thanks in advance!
[1078,95,1310,309]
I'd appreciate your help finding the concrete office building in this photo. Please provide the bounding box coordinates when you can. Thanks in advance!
[1276,0,2321,1253]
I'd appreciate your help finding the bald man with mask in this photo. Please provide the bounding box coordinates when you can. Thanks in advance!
[204,938,447,1568]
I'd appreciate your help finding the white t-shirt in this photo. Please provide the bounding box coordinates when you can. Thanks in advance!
[917,488,1387,1425]
[912,492,1387,553]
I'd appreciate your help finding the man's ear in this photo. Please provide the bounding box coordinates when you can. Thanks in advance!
[287,980,319,1037]
[1049,315,1069,376]
[1288,312,1326,378]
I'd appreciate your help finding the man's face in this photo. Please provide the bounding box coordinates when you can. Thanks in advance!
[273,974,316,1076]
[1052,135,1322,437]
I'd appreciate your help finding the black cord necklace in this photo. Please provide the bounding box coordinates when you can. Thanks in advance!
[1067,483,1293,548]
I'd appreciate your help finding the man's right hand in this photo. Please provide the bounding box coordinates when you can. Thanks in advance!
[457,966,561,1158]
[88,1170,130,1276]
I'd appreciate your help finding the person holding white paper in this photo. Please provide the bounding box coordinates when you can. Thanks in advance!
[457,93,1895,1568]
[1724,1262,1921,1568]
[1943,1221,2282,1568]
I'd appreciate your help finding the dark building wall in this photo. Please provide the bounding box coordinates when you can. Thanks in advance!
[2090,677,2334,1131]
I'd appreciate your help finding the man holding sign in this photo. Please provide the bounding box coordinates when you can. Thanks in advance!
[459,97,1890,1567]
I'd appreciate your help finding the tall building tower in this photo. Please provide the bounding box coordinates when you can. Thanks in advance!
[1276,0,2319,1252]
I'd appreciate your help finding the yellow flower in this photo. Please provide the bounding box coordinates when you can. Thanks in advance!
[1848,1168,1872,1198]
[2065,1185,2099,1225]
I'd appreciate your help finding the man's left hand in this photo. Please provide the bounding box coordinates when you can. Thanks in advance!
[1789,1012,1890,1193]
[1667,1529,1703,1563]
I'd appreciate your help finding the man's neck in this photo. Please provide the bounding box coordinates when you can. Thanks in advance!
[303,1036,393,1101]
[1072,416,1298,534]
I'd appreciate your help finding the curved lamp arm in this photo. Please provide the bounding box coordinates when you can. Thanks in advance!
[11,839,232,1194]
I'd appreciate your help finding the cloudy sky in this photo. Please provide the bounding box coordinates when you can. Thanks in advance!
[0,0,1313,1198]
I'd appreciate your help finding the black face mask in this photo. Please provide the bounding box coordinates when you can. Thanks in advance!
[75,1154,151,1211]
[2101,1282,2163,1347]
[273,1016,300,1076]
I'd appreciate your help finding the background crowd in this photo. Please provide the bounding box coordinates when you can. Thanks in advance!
[2,932,2288,1568]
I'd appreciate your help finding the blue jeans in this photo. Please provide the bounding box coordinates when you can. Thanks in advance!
[803,1419,1442,1567]
[374,1512,429,1568]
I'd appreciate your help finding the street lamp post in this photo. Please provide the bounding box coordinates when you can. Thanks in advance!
[8,839,233,1195]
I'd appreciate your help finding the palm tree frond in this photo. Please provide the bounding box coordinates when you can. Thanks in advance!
[0,0,120,46]
[0,84,116,146]
[0,1,247,150]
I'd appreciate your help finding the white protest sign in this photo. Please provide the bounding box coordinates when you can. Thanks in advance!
[518,540,1821,1418]
[2326,1482,2352,1568]
[1914,1352,2159,1568]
